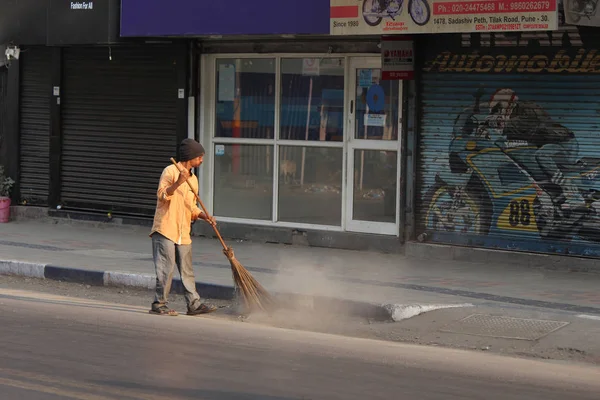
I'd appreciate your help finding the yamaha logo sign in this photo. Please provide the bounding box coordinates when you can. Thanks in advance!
[381,37,415,80]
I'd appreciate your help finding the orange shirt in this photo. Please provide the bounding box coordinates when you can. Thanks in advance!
[150,164,202,245]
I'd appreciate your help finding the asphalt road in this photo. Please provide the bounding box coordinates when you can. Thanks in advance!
[1,287,599,400]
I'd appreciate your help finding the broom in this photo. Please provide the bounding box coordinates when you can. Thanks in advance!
[170,157,276,314]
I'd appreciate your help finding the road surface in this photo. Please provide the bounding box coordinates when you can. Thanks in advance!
[1,287,599,400]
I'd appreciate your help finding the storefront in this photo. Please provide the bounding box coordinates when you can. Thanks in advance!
[121,0,409,243]
[415,24,600,257]
[15,43,184,216]
[1,0,189,216]
[17,47,52,206]
[57,43,186,215]
[198,48,405,236]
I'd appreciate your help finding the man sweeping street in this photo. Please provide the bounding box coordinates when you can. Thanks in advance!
[149,138,217,316]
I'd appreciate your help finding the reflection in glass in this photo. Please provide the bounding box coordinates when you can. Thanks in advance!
[277,146,343,226]
[354,68,400,140]
[353,150,397,223]
[215,58,275,139]
[280,58,345,142]
[213,144,273,220]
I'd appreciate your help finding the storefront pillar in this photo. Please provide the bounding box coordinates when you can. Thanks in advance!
[48,47,62,208]
[176,41,190,162]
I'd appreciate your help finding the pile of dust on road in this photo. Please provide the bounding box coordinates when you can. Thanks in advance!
[226,251,387,330]
[228,293,372,333]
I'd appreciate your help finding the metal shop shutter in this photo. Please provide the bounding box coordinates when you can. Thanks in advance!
[0,67,6,167]
[60,45,178,216]
[19,47,52,205]
[415,47,600,252]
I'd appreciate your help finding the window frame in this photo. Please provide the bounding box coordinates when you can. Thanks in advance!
[200,53,375,232]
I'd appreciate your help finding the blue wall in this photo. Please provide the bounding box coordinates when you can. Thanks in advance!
[120,0,330,37]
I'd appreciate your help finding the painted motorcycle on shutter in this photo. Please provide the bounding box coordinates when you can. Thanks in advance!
[362,0,431,27]
[423,89,600,243]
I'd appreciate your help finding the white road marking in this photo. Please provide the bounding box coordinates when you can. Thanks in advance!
[577,314,600,321]
[383,303,474,322]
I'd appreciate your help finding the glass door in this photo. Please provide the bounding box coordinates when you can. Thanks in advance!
[346,57,402,235]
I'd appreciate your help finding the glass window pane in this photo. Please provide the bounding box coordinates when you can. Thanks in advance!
[215,58,275,139]
[280,58,345,142]
[213,144,273,220]
[355,68,400,140]
[353,150,397,223]
[278,146,343,226]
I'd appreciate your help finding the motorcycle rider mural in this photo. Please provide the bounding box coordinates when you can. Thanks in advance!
[486,88,586,212]
[423,85,600,244]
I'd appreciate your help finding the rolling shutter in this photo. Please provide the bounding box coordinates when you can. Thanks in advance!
[416,28,600,256]
[60,45,179,216]
[18,47,52,205]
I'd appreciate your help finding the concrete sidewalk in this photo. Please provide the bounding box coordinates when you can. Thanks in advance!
[1,218,600,318]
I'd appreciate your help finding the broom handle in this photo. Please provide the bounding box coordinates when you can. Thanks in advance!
[170,157,229,251]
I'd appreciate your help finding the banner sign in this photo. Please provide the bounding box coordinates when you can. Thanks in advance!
[121,0,330,37]
[381,37,414,79]
[330,0,559,35]
[47,0,120,45]
[0,0,119,46]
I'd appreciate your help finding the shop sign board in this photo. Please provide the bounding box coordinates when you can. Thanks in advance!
[47,0,120,45]
[381,36,414,80]
[330,0,559,35]
[120,0,330,37]
[0,0,119,46]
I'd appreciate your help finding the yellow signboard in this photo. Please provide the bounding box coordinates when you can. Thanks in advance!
[330,0,558,35]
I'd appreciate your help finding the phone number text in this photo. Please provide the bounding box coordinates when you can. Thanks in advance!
[434,0,555,15]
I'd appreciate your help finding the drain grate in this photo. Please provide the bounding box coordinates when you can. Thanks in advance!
[439,314,570,341]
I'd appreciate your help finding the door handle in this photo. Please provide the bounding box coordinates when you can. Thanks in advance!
[350,100,354,114]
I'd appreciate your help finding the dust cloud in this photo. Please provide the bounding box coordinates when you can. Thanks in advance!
[271,250,345,299]
[238,247,375,330]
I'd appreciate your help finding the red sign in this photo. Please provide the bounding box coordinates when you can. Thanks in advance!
[381,37,414,81]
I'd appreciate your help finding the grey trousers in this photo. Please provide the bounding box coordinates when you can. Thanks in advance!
[151,232,201,310]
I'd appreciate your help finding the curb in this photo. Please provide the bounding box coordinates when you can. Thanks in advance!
[0,259,434,322]
[0,260,46,279]
[0,260,240,306]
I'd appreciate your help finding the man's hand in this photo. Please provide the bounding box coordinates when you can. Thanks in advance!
[176,167,191,185]
[204,214,217,227]
[166,164,190,197]
[193,211,217,227]
[202,213,217,227]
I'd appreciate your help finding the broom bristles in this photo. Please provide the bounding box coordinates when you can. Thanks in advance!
[224,247,276,313]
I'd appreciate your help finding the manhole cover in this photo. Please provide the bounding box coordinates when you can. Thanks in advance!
[439,314,570,341]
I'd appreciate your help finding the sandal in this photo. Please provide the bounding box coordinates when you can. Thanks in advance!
[187,302,217,316]
[149,305,179,316]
